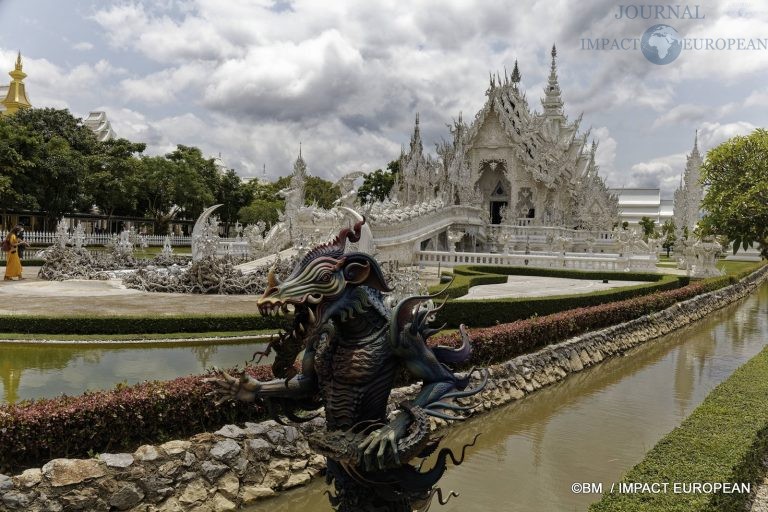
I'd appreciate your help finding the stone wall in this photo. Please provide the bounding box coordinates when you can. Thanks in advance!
[2,266,766,512]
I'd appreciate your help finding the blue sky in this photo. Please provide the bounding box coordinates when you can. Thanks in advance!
[1,0,766,196]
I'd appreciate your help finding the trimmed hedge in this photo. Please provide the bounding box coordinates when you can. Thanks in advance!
[434,274,685,328]
[0,313,283,335]
[590,346,768,512]
[0,365,278,473]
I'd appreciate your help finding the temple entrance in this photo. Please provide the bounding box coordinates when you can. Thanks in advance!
[490,201,507,224]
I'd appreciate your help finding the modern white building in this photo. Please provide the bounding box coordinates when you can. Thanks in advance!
[609,188,674,225]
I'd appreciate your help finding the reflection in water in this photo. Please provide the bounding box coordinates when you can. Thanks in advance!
[253,283,768,512]
[0,340,270,403]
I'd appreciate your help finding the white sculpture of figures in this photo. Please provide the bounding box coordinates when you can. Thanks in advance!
[192,204,223,261]
[689,237,723,278]
[116,228,134,258]
[72,222,86,250]
[161,236,174,257]
[55,219,69,248]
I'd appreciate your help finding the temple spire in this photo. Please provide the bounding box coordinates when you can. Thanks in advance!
[510,59,521,84]
[1,51,32,116]
[692,129,699,157]
[541,43,564,118]
[409,113,423,155]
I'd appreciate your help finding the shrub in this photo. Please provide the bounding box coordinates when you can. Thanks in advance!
[0,365,277,473]
[0,313,283,335]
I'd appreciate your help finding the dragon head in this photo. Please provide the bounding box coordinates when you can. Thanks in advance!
[258,218,391,334]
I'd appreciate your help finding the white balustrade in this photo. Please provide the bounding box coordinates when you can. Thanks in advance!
[415,249,658,273]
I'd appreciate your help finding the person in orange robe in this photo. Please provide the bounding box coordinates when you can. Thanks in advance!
[4,226,28,280]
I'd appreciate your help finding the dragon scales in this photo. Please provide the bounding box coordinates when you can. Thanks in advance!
[206,219,486,511]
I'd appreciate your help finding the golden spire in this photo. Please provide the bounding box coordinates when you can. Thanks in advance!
[1,51,32,115]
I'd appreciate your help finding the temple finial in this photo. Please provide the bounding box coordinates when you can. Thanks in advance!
[511,59,521,83]
[551,43,557,59]
[15,51,22,70]
[694,129,698,151]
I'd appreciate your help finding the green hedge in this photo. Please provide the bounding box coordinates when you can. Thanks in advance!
[431,265,669,300]
[590,346,768,512]
[434,272,686,328]
[0,313,283,335]
[454,265,664,282]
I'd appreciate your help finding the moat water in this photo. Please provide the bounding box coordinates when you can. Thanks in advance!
[0,340,271,403]
[251,283,768,512]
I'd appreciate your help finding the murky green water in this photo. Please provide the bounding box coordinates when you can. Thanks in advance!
[0,340,270,403]
[251,283,768,512]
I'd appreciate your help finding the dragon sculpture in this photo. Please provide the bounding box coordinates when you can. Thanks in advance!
[206,219,486,511]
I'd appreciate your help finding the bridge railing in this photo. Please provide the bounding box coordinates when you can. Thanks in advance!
[414,250,657,272]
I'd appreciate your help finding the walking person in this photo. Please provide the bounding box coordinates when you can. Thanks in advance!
[3,226,29,280]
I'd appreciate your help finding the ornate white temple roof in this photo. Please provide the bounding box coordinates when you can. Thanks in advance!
[83,111,116,142]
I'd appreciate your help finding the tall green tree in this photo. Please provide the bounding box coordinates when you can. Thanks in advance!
[237,178,284,229]
[84,138,146,221]
[358,169,395,204]
[638,216,657,240]
[304,176,340,209]
[700,128,768,258]
[661,219,677,257]
[216,169,254,234]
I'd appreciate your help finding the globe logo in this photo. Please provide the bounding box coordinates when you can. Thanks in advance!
[641,24,683,65]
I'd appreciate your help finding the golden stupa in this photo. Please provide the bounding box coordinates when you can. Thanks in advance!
[0,51,32,115]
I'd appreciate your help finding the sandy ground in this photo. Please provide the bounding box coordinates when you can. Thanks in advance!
[0,267,262,316]
[456,275,646,300]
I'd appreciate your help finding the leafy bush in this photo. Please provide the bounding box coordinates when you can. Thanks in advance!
[0,365,277,473]
[0,313,282,335]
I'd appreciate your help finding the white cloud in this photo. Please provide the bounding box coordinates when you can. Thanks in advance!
[72,41,94,51]
[651,102,737,129]
[697,120,758,148]
[592,126,617,177]
[744,87,768,107]
[629,153,688,195]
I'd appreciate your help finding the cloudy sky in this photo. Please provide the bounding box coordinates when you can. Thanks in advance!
[0,0,766,196]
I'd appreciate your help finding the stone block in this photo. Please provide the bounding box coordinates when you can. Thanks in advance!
[109,482,145,510]
[214,425,246,440]
[134,445,163,462]
[42,458,106,487]
[100,453,135,468]
[209,439,241,462]
[239,485,275,505]
[14,468,42,488]
[159,440,191,456]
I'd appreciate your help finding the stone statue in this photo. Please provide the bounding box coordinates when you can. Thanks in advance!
[206,219,486,511]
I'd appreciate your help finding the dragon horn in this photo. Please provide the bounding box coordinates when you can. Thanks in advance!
[267,266,280,289]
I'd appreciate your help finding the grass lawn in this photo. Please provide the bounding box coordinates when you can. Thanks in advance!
[718,259,761,275]
[590,346,768,512]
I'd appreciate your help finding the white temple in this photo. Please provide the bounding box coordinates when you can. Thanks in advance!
[673,132,703,237]
[237,46,667,273]
[395,46,619,233]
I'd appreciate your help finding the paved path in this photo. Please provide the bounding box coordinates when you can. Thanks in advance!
[0,270,262,316]
[456,275,646,300]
